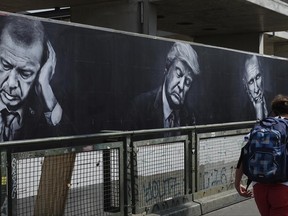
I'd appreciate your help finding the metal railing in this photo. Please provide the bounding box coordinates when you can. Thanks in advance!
[0,121,255,216]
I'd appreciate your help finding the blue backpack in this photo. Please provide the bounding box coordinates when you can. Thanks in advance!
[242,117,288,183]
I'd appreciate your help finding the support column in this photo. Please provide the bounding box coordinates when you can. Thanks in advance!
[70,1,157,35]
[259,33,264,54]
[141,0,157,35]
[264,31,288,58]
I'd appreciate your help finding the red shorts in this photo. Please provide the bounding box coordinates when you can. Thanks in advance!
[253,183,288,216]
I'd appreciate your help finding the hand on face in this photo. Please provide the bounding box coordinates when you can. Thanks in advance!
[33,40,60,113]
[247,86,264,105]
[35,41,56,96]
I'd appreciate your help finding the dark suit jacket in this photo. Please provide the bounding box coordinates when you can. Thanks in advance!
[13,104,75,141]
[125,87,196,130]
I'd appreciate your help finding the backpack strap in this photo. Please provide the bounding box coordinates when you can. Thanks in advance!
[260,117,288,129]
[261,117,280,126]
[280,117,288,128]
[281,118,288,145]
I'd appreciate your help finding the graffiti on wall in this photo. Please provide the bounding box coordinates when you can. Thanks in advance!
[139,170,184,206]
[199,162,236,190]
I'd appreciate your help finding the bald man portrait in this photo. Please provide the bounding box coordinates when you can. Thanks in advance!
[242,55,268,120]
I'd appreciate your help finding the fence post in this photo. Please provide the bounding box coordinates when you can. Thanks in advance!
[0,150,8,216]
[185,131,194,195]
[123,135,133,215]
[191,128,198,193]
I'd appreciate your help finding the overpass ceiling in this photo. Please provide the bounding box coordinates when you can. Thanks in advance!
[154,0,288,36]
[1,0,288,36]
[0,0,115,13]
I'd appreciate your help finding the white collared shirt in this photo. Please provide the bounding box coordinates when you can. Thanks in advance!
[162,85,173,128]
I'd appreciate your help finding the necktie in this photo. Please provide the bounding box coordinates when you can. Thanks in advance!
[168,111,175,128]
[164,111,180,137]
[168,111,180,128]
[1,109,17,141]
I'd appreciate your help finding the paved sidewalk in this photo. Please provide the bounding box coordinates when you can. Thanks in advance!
[203,198,260,216]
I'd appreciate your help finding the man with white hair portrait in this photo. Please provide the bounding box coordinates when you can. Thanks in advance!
[126,42,200,131]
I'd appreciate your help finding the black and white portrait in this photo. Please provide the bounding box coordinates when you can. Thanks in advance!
[0,13,287,138]
[125,42,200,131]
[242,55,268,120]
[0,15,71,141]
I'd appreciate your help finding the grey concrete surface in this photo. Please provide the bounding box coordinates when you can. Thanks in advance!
[146,190,257,216]
[203,198,260,216]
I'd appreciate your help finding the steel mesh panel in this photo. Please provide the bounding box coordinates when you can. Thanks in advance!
[14,153,77,215]
[136,142,185,208]
[15,156,43,216]
[198,134,244,190]
[64,149,120,216]
[11,148,120,216]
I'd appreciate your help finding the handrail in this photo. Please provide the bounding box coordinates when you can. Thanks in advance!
[0,120,255,216]
[0,120,255,149]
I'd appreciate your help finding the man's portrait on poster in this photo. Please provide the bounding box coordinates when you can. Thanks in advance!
[242,55,268,120]
[126,41,200,131]
[0,15,66,141]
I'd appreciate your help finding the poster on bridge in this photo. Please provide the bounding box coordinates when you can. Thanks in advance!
[0,12,286,141]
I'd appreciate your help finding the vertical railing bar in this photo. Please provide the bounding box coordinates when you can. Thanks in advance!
[186,130,194,195]
[123,135,132,215]
[191,129,198,193]
[130,138,139,214]
[6,150,17,216]
[103,149,112,211]
[0,149,8,216]
[184,134,190,195]
[124,135,134,215]
[118,138,125,215]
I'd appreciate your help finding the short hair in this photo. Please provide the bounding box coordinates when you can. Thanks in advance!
[0,15,47,66]
[165,42,200,76]
[271,94,288,116]
[0,15,45,47]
